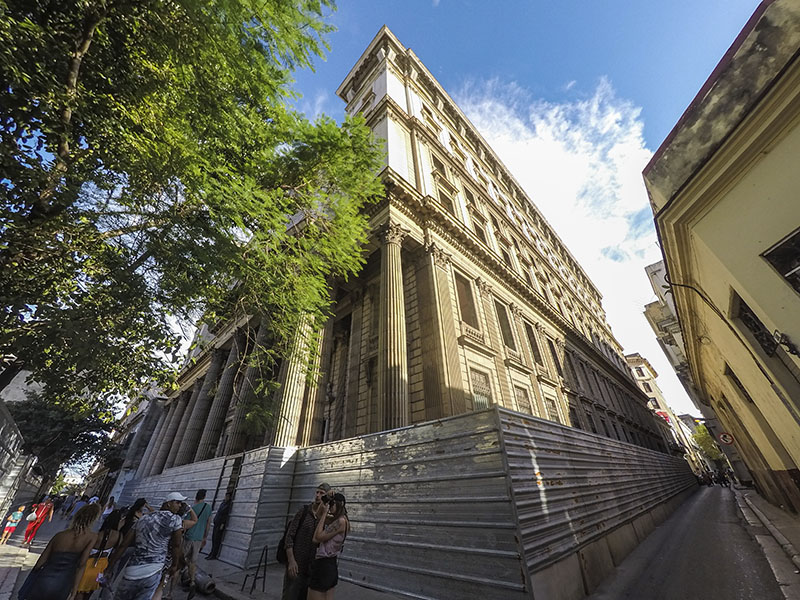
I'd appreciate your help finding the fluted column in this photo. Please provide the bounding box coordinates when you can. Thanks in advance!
[165,379,202,470]
[123,400,164,476]
[174,349,226,466]
[377,222,409,431]
[194,332,245,462]
[135,405,168,479]
[148,391,188,476]
[273,319,312,447]
[224,322,269,456]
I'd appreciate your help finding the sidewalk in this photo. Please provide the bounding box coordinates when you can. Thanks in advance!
[201,554,402,600]
[733,485,800,600]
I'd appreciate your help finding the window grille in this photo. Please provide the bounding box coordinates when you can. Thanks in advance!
[470,369,492,410]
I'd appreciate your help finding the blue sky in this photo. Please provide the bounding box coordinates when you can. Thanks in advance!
[290,1,761,417]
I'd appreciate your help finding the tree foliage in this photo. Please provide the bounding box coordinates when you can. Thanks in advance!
[8,393,116,479]
[692,424,723,461]
[0,0,384,413]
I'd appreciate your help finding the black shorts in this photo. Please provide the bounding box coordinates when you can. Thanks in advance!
[308,556,338,592]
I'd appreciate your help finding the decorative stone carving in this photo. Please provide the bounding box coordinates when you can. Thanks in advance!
[475,277,493,296]
[509,303,523,319]
[379,222,408,246]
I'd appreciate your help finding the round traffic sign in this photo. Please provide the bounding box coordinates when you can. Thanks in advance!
[718,432,735,445]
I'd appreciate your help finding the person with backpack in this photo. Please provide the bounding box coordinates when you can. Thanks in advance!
[182,489,211,599]
[280,482,331,600]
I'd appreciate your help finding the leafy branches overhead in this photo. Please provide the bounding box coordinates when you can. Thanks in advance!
[8,392,116,479]
[0,0,384,411]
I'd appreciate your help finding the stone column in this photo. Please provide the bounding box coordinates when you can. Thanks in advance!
[148,391,189,476]
[194,331,245,462]
[299,319,333,447]
[343,291,364,440]
[174,349,226,466]
[224,322,269,456]
[165,380,202,470]
[271,319,313,447]
[377,222,409,431]
[135,404,168,479]
[123,400,164,477]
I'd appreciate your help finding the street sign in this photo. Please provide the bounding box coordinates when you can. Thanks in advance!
[718,432,735,445]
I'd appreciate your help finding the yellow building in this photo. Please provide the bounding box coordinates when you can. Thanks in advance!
[644,0,800,510]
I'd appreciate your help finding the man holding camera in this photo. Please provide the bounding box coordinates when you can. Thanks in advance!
[281,482,332,600]
[110,491,196,600]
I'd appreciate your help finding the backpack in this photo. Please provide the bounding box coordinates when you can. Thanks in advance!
[276,504,309,564]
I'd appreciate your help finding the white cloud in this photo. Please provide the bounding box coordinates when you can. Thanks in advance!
[454,78,700,416]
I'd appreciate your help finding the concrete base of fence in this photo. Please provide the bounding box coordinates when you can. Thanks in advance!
[529,485,698,600]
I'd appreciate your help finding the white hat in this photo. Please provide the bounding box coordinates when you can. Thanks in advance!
[164,492,187,503]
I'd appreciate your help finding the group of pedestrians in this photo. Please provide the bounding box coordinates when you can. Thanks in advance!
[281,482,350,600]
[10,487,231,600]
[699,469,731,487]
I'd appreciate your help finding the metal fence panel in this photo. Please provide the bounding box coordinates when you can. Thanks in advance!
[498,408,696,575]
[290,409,528,600]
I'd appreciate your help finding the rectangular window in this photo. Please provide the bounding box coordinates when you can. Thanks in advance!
[724,364,755,403]
[494,301,517,351]
[544,396,560,422]
[600,418,610,437]
[635,367,645,377]
[432,153,446,174]
[500,245,514,269]
[514,386,535,416]
[546,339,564,377]
[642,381,652,393]
[735,293,779,356]
[564,353,579,389]
[569,407,582,430]
[471,212,488,245]
[763,227,800,295]
[464,188,476,206]
[454,272,480,329]
[438,188,456,215]
[470,369,492,410]
[524,323,544,365]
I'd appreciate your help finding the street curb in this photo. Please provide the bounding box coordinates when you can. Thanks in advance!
[744,494,800,571]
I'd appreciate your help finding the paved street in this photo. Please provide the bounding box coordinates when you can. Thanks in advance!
[590,486,795,600]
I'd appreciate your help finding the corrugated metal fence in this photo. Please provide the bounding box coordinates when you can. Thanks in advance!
[124,406,696,598]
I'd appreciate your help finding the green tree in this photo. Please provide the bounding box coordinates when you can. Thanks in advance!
[692,424,723,461]
[0,0,384,413]
[8,392,116,482]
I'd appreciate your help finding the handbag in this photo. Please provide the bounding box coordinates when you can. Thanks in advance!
[25,512,37,522]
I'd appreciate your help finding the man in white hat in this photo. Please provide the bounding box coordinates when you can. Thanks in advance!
[109,492,193,600]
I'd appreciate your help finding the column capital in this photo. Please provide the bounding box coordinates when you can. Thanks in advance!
[475,277,493,297]
[509,303,523,319]
[378,222,408,246]
[424,242,451,269]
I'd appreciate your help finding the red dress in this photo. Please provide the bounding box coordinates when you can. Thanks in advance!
[23,502,52,543]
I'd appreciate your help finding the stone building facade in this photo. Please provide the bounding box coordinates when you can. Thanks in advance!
[134,26,666,482]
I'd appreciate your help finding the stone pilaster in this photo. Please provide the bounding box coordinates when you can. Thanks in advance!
[164,380,202,470]
[272,318,312,447]
[135,404,168,479]
[224,322,269,456]
[194,331,245,462]
[148,391,189,476]
[377,222,409,431]
[174,349,225,466]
